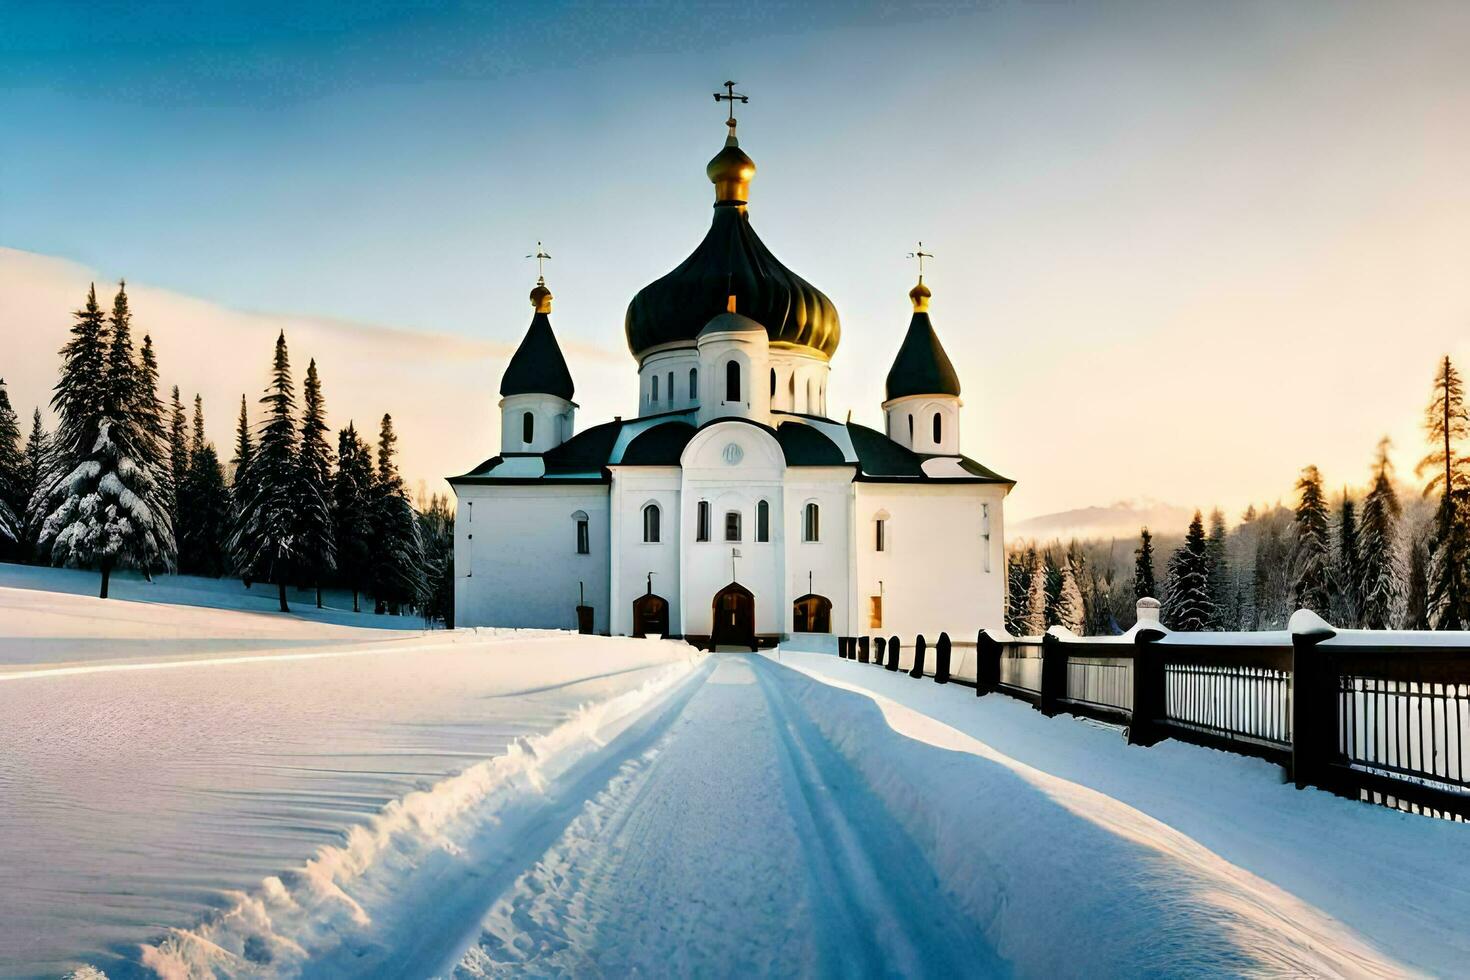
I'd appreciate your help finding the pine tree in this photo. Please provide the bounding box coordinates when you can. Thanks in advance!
[417,493,455,627]
[1289,465,1333,615]
[1417,356,1470,629]
[229,332,302,611]
[1022,546,1047,635]
[1405,535,1431,631]
[168,385,189,564]
[0,379,22,548]
[1205,508,1231,629]
[1164,510,1214,631]
[179,397,233,577]
[1357,437,1403,629]
[369,413,424,613]
[1133,527,1158,601]
[37,282,173,595]
[1332,495,1361,627]
[231,394,253,484]
[1054,553,1085,633]
[134,331,174,571]
[332,423,376,613]
[19,408,49,558]
[1042,549,1062,627]
[295,359,336,607]
[1005,549,1029,635]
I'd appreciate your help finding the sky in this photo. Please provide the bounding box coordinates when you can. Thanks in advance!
[3,0,1469,526]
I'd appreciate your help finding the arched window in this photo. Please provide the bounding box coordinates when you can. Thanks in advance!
[572,510,590,555]
[642,503,661,543]
[770,368,776,398]
[689,367,698,400]
[803,502,820,542]
[523,411,535,444]
[651,374,659,405]
[725,360,740,402]
[724,510,742,542]
[667,372,674,406]
[756,500,770,542]
[907,414,914,441]
[696,500,711,542]
[933,412,942,444]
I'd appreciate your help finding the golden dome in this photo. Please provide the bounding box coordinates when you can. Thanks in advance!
[707,119,756,205]
[909,278,932,312]
[529,279,553,313]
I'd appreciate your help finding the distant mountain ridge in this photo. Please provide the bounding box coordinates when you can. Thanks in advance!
[1010,499,1197,543]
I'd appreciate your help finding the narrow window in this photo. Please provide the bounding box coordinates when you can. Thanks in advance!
[652,374,659,405]
[788,375,795,402]
[875,518,886,552]
[803,502,820,542]
[576,519,590,554]
[696,501,710,542]
[869,595,883,629]
[643,503,661,543]
[523,411,535,444]
[907,414,914,441]
[770,368,776,398]
[725,360,740,402]
[725,510,742,542]
[982,503,992,573]
[689,367,698,400]
[667,372,674,406]
[933,411,942,444]
[756,500,770,542]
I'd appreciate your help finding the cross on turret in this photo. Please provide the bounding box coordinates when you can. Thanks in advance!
[906,242,934,282]
[714,81,748,124]
[526,242,551,284]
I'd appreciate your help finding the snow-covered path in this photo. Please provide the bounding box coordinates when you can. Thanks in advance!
[449,656,1001,977]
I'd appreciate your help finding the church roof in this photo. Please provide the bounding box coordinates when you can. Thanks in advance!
[622,421,697,465]
[500,308,575,401]
[623,124,840,360]
[885,309,960,401]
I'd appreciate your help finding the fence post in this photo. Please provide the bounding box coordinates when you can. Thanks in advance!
[838,636,848,659]
[887,635,901,672]
[935,632,952,684]
[874,636,886,667]
[1129,598,1167,746]
[843,636,854,659]
[910,635,927,679]
[1289,609,1338,791]
[977,629,1001,696]
[1039,631,1064,716]
[858,635,870,664]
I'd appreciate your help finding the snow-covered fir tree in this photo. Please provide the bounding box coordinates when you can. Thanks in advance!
[369,413,425,614]
[1289,465,1333,615]
[1332,495,1361,627]
[179,396,233,577]
[231,393,253,484]
[1022,546,1047,635]
[1053,553,1085,633]
[167,385,189,558]
[0,379,23,548]
[19,408,50,557]
[295,359,337,607]
[1133,527,1157,601]
[1417,355,1470,629]
[1164,510,1214,631]
[1357,437,1403,629]
[1005,550,1028,635]
[332,423,376,613]
[37,283,173,596]
[1205,508,1231,629]
[133,331,174,570]
[1404,534,1431,630]
[230,331,302,611]
[1252,510,1293,629]
[417,492,455,628]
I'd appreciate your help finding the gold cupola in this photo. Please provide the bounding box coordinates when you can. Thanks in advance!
[908,278,932,312]
[707,119,756,206]
[529,278,553,314]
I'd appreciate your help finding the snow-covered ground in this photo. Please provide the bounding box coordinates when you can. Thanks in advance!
[4,565,1467,978]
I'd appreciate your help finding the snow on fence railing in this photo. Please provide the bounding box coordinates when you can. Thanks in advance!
[835,599,1470,822]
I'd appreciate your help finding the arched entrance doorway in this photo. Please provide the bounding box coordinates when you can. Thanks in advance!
[632,592,670,638]
[711,582,756,650]
[792,593,832,633]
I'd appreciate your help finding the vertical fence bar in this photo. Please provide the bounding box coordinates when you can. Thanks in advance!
[858,635,870,664]
[1040,632,1064,717]
[910,635,927,679]
[886,636,901,673]
[874,636,886,668]
[935,632,952,684]
[977,630,1000,696]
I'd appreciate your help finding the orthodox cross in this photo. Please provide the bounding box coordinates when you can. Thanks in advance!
[906,242,934,281]
[714,81,748,124]
[526,242,551,284]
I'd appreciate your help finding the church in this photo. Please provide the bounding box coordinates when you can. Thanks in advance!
[449,96,1013,648]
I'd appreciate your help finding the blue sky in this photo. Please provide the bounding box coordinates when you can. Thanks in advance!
[4,0,1470,521]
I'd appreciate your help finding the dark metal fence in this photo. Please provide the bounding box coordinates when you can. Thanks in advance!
[834,606,1470,822]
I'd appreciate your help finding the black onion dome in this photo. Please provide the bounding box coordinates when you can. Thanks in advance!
[885,310,960,401]
[624,202,840,359]
[500,310,575,401]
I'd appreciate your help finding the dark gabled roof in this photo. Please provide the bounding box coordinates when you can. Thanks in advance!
[500,311,575,400]
[846,421,926,477]
[775,421,846,466]
[622,421,697,465]
[885,311,960,401]
[958,456,1011,482]
[543,418,623,474]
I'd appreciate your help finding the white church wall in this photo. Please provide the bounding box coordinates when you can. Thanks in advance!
[499,392,575,454]
[882,393,960,455]
[783,467,853,633]
[767,349,830,416]
[608,467,682,636]
[637,346,700,417]
[453,483,611,632]
[695,326,770,427]
[852,482,1007,643]
[679,421,786,637]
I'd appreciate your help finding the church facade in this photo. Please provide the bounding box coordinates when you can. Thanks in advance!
[449,113,1013,647]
